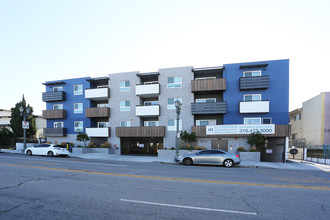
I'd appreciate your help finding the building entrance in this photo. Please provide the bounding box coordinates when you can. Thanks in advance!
[120,137,163,156]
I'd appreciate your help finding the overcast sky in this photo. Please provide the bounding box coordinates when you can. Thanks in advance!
[1,0,329,115]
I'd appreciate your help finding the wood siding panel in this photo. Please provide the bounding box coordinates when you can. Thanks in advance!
[191,102,226,114]
[42,109,66,119]
[191,78,226,92]
[44,128,67,137]
[116,126,165,137]
[239,75,269,90]
[86,107,110,118]
[42,91,65,102]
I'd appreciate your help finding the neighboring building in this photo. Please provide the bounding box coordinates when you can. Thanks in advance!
[289,108,305,147]
[42,59,290,161]
[0,109,12,131]
[290,92,330,146]
[34,115,46,139]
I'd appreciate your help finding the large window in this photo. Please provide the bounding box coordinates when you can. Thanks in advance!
[243,70,261,77]
[53,104,63,110]
[98,122,109,128]
[54,122,63,128]
[74,103,83,114]
[196,98,216,103]
[144,121,159,127]
[97,103,109,108]
[144,101,159,106]
[262,118,272,124]
[120,81,130,92]
[74,121,83,132]
[167,77,182,88]
[244,94,261,102]
[120,121,131,127]
[167,119,182,131]
[244,118,261,125]
[53,87,63,92]
[167,98,182,109]
[120,101,130,111]
[74,85,83,95]
[196,119,216,126]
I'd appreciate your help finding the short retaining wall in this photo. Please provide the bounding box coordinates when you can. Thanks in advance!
[76,148,115,154]
[238,152,261,162]
[306,157,330,165]
[158,150,199,158]
[16,143,35,151]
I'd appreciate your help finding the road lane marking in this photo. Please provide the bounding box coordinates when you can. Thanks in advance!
[1,163,330,191]
[120,199,257,215]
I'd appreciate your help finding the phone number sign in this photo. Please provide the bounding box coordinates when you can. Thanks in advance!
[206,124,275,135]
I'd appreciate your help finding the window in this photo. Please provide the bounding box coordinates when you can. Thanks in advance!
[54,122,63,128]
[262,118,272,124]
[196,120,216,126]
[167,77,182,88]
[144,121,159,126]
[144,101,159,106]
[243,70,261,77]
[120,101,130,111]
[97,103,109,108]
[195,77,216,80]
[244,118,261,125]
[53,87,63,92]
[98,122,109,128]
[196,98,216,103]
[53,104,63,110]
[244,94,261,102]
[295,114,301,121]
[74,103,83,114]
[144,81,158,85]
[120,81,130,92]
[120,121,131,127]
[167,119,182,131]
[167,98,182,109]
[74,85,83,95]
[74,121,83,132]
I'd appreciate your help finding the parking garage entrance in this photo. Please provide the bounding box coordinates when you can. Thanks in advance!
[120,138,163,156]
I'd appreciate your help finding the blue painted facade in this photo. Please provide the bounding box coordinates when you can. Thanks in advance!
[223,59,289,125]
[45,77,92,134]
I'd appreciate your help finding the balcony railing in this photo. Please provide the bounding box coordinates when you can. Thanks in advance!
[42,109,66,119]
[42,91,65,102]
[116,126,165,137]
[136,105,160,117]
[239,101,269,113]
[43,128,67,137]
[239,75,269,90]
[136,84,160,97]
[86,127,111,137]
[191,78,226,92]
[85,87,110,101]
[191,102,226,114]
[86,107,110,118]
[192,125,290,138]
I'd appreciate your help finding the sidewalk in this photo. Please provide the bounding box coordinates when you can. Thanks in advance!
[1,149,330,172]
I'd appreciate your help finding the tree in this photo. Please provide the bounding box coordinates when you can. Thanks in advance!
[76,133,90,148]
[180,130,196,144]
[10,95,36,138]
[0,127,13,146]
[247,132,265,151]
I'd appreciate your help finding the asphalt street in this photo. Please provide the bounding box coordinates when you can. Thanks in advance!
[0,153,329,219]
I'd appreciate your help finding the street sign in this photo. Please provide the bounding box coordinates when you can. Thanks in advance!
[22,121,29,129]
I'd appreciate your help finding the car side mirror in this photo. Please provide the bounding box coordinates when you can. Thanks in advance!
[196,152,200,155]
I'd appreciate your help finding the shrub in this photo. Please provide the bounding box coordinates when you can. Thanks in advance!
[100,142,112,148]
[249,146,259,152]
[237,146,247,152]
[87,142,96,148]
[77,145,83,148]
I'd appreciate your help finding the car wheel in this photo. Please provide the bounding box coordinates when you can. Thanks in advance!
[223,159,234,167]
[26,150,32,156]
[47,151,54,157]
[183,158,193,166]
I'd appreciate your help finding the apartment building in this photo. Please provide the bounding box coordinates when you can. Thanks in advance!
[42,59,290,161]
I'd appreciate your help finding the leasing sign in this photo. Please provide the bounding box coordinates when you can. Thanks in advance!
[206,124,275,135]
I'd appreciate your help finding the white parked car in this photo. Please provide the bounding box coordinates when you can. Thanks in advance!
[25,144,69,157]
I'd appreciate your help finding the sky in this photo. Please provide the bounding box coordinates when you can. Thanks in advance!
[1,0,329,115]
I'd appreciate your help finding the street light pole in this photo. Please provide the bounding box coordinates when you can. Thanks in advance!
[19,106,30,152]
[175,100,182,158]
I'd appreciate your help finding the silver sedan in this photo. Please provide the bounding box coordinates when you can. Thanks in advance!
[175,149,241,167]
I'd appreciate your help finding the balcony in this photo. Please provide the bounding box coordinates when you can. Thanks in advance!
[116,126,165,137]
[86,127,111,137]
[86,107,110,118]
[42,109,66,119]
[85,87,110,101]
[136,105,160,117]
[239,75,269,90]
[192,124,290,138]
[191,102,226,114]
[42,91,65,102]
[191,78,226,93]
[239,101,269,114]
[136,84,160,97]
[44,128,67,137]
